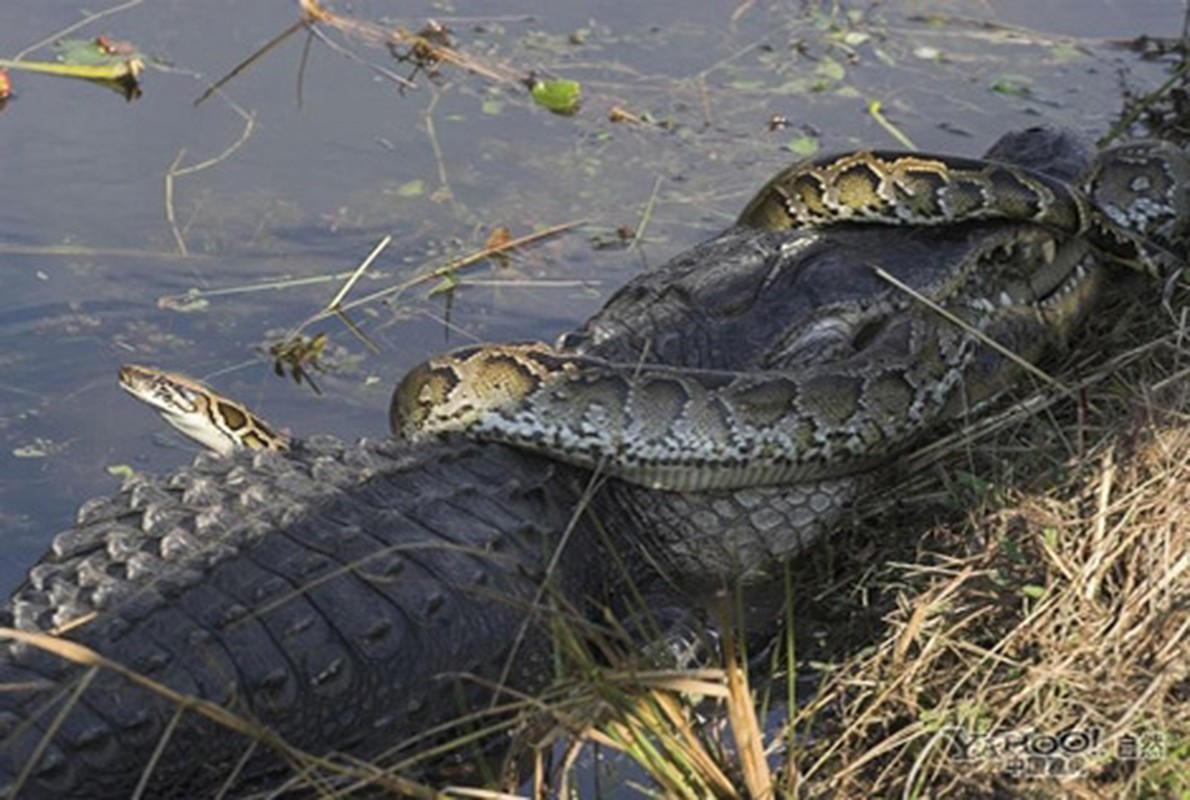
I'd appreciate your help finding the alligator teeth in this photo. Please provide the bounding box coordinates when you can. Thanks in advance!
[998,290,1014,307]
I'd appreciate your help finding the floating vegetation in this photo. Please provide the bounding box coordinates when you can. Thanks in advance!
[0,36,145,100]
[529,78,583,115]
[268,331,328,395]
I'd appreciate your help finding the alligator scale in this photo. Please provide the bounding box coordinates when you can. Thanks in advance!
[2,129,1187,798]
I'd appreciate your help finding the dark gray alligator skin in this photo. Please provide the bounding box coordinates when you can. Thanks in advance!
[0,128,1095,798]
[0,437,604,798]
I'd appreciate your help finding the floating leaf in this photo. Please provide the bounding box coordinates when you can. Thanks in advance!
[783,136,820,157]
[990,76,1032,98]
[395,179,425,198]
[815,55,846,82]
[106,464,135,478]
[13,438,65,458]
[55,36,144,76]
[772,77,818,95]
[12,445,46,459]
[0,54,141,83]
[481,98,504,116]
[531,79,581,115]
[58,38,114,65]
[485,226,512,267]
[485,226,511,249]
[0,36,144,99]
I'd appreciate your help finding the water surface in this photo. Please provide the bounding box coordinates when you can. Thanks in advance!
[0,0,1181,591]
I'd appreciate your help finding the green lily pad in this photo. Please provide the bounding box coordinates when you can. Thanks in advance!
[531,79,581,115]
[815,55,846,82]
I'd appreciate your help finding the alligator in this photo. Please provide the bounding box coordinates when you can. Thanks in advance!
[0,128,1182,798]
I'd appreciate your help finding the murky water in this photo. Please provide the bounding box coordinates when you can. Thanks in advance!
[0,0,1181,596]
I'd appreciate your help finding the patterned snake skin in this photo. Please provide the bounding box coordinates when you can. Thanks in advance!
[390,139,1190,492]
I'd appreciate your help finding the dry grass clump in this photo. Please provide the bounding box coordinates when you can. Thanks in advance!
[787,426,1187,798]
[774,301,1190,798]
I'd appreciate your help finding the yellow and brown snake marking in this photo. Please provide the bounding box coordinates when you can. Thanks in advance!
[391,140,1189,492]
[737,149,1180,282]
[118,365,288,456]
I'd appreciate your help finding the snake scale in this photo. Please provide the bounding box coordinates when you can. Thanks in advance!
[390,138,1190,491]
